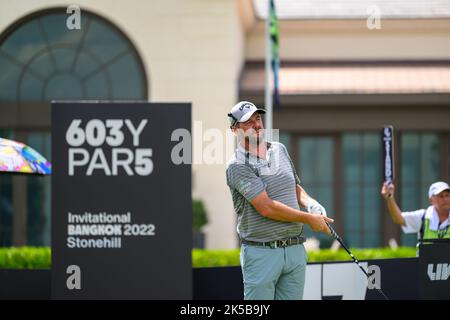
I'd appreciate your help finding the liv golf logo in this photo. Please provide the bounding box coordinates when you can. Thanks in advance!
[428,263,450,281]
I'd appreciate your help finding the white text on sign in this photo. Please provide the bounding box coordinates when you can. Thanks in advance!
[66,119,153,176]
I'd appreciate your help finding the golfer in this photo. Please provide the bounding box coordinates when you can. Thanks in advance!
[381,181,450,241]
[226,101,333,300]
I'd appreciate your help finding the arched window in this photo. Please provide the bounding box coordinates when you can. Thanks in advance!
[0,8,148,246]
[0,8,148,102]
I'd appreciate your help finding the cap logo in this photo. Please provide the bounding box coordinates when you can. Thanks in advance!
[239,103,253,111]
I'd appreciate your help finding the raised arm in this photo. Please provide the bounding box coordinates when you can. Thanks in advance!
[381,182,405,226]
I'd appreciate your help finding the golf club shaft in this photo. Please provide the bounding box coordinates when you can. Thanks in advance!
[327,223,368,276]
[326,222,389,300]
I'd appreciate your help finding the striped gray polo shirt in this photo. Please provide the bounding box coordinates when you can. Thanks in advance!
[226,141,304,242]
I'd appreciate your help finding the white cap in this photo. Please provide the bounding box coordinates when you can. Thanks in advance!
[428,181,450,198]
[227,101,265,128]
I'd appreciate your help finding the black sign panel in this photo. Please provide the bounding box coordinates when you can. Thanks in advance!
[382,125,394,184]
[51,102,192,299]
[419,241,450,299]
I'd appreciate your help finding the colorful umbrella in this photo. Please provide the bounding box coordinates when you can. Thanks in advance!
[0,138,51,175]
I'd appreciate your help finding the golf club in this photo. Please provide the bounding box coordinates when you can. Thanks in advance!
[326,222,389,300]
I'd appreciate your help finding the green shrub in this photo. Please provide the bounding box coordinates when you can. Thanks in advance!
[306,247,417,263]
[192,199,208,231]
[192,247,416,267]
[192,249,240,267]
[0,246,416,269]
[0,246,51,269]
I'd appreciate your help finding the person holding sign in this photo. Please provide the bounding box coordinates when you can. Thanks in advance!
[381,181,450,241]
[226,101,333,300]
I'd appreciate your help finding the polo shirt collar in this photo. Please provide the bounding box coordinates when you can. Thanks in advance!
[426,205,450,230]
[237,142,272,163]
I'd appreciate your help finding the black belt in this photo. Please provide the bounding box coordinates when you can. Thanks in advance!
[241,235,306,249]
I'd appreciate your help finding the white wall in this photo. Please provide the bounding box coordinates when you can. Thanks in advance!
[246,19,450,60]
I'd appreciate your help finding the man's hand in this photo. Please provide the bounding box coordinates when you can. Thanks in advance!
[381,182,395,199]
[306,199,327,217]
[308,214,334,235]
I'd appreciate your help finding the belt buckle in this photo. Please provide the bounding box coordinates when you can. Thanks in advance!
[280,239,288,247]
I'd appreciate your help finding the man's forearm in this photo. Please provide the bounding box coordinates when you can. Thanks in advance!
[296,184,311,208]
[262,198,313,224]
[385,197,405,226]
[296,184,327,216]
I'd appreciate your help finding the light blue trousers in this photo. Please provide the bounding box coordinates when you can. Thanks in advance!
[240,243,307,300]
